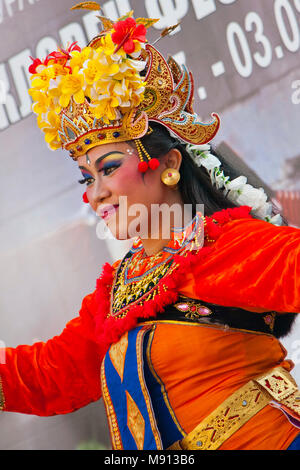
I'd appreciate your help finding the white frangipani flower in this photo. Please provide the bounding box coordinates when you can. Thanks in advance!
[226,176,248,191]
[268,214,283,226]
[187,143,283,226]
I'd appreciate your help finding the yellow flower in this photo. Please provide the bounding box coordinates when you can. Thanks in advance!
[48,140,62,150]
[41,111,61,146]
[69,47,92,70]
[92,96,120,122]
[83,58,117,84]
[59,70,85,108]
[131,40,142,57]
[98,34,125,58]
[30,67,54,91]
[29,90,52,115]
[37,114,50,131]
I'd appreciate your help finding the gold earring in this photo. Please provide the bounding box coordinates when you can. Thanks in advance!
[160,168,180,188]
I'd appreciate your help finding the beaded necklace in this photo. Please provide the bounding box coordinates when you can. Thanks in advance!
[109,212,206,319]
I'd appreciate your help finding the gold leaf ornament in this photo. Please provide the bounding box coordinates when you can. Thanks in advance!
[135,18,160,28]
[160,22,181,37]
[71,1,101,11]
[117,10,134,21]
[96,16,114,31]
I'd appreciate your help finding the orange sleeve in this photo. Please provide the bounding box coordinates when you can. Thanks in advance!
[181,218,300,313]
[0,291,102,416]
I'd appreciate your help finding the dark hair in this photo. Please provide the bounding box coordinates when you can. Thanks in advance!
[139,122,286,222]
[139,123,296,338]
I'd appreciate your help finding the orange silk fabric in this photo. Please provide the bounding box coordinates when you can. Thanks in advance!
[0,214,299,450]
[148,322,299,450]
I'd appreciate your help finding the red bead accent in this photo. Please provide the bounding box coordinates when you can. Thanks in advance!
[97,133,106,140]
[82,192,89,203]
[148,158,160,170]
[138,161,149,173]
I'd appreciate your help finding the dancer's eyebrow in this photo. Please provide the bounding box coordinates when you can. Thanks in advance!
[78,151,125,172]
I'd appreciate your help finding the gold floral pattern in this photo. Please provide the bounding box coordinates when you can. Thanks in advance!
[109,214,204,319]
[126,390,145,450]
[108,332,128,383]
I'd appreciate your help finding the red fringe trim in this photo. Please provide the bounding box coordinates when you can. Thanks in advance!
[94,206,253,355]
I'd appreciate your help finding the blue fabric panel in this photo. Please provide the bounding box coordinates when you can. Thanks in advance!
[104,326,161,450]
[143,328,185,449]
[287,433,300,450]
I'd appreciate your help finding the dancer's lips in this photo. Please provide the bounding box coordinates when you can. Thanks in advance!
[99,204,119,221]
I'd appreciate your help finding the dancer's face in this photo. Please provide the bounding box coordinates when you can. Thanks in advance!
[77,142,181,240]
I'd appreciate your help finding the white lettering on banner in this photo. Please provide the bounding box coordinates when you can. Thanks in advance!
[0,63,20,129]
[219,0,236,4]
[145,0,188,32]
[0,0,39,23]
[172,51,186,66]
[114,0,132,16]
[4,0,15,17]
[102,0,119,21]
[191,0,237,21]
[245,12,272,69]
[59,22,87,49]
[0,80,6,104]
[191,0,216,20]
[83,11,101,42]
[227,22,252,78]
[275,0,300,53]
[8,49,32,118]
[36,36,57,60]
[19,0,40,9]
[294,0,300,12]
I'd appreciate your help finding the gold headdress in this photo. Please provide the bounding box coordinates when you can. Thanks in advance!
[28,2,220,170]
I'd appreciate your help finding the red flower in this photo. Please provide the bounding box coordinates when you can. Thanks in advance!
[111,17,147,54]
[28,43,81,74]
[28,57,43,74]
[46,42,81,65]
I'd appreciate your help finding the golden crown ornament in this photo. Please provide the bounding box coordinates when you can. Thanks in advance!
[28,2,220,173]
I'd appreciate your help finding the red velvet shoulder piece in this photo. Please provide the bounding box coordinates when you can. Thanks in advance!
[189,212,300,313]
[93,206,254,354]
[204,205,253,241]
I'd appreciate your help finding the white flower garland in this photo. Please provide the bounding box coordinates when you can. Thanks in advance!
[187,143,283,226]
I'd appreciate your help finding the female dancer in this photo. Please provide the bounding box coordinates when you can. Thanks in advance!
[1,4,300,450]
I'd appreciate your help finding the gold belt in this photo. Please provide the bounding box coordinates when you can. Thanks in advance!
[168,367,300,450]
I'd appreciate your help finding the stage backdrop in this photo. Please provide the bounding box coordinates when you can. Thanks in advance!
[0,0,300,449]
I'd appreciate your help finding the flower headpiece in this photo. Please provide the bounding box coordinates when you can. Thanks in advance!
[187,144,283,226]
[28,1,220,172]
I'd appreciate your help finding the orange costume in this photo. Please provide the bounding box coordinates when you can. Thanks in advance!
[1,206,300,450]
[7,3,300,451]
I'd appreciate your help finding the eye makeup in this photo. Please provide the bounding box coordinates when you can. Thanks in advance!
[78,171,94,185]
[78,151,126,185]
[97,152,125,171]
